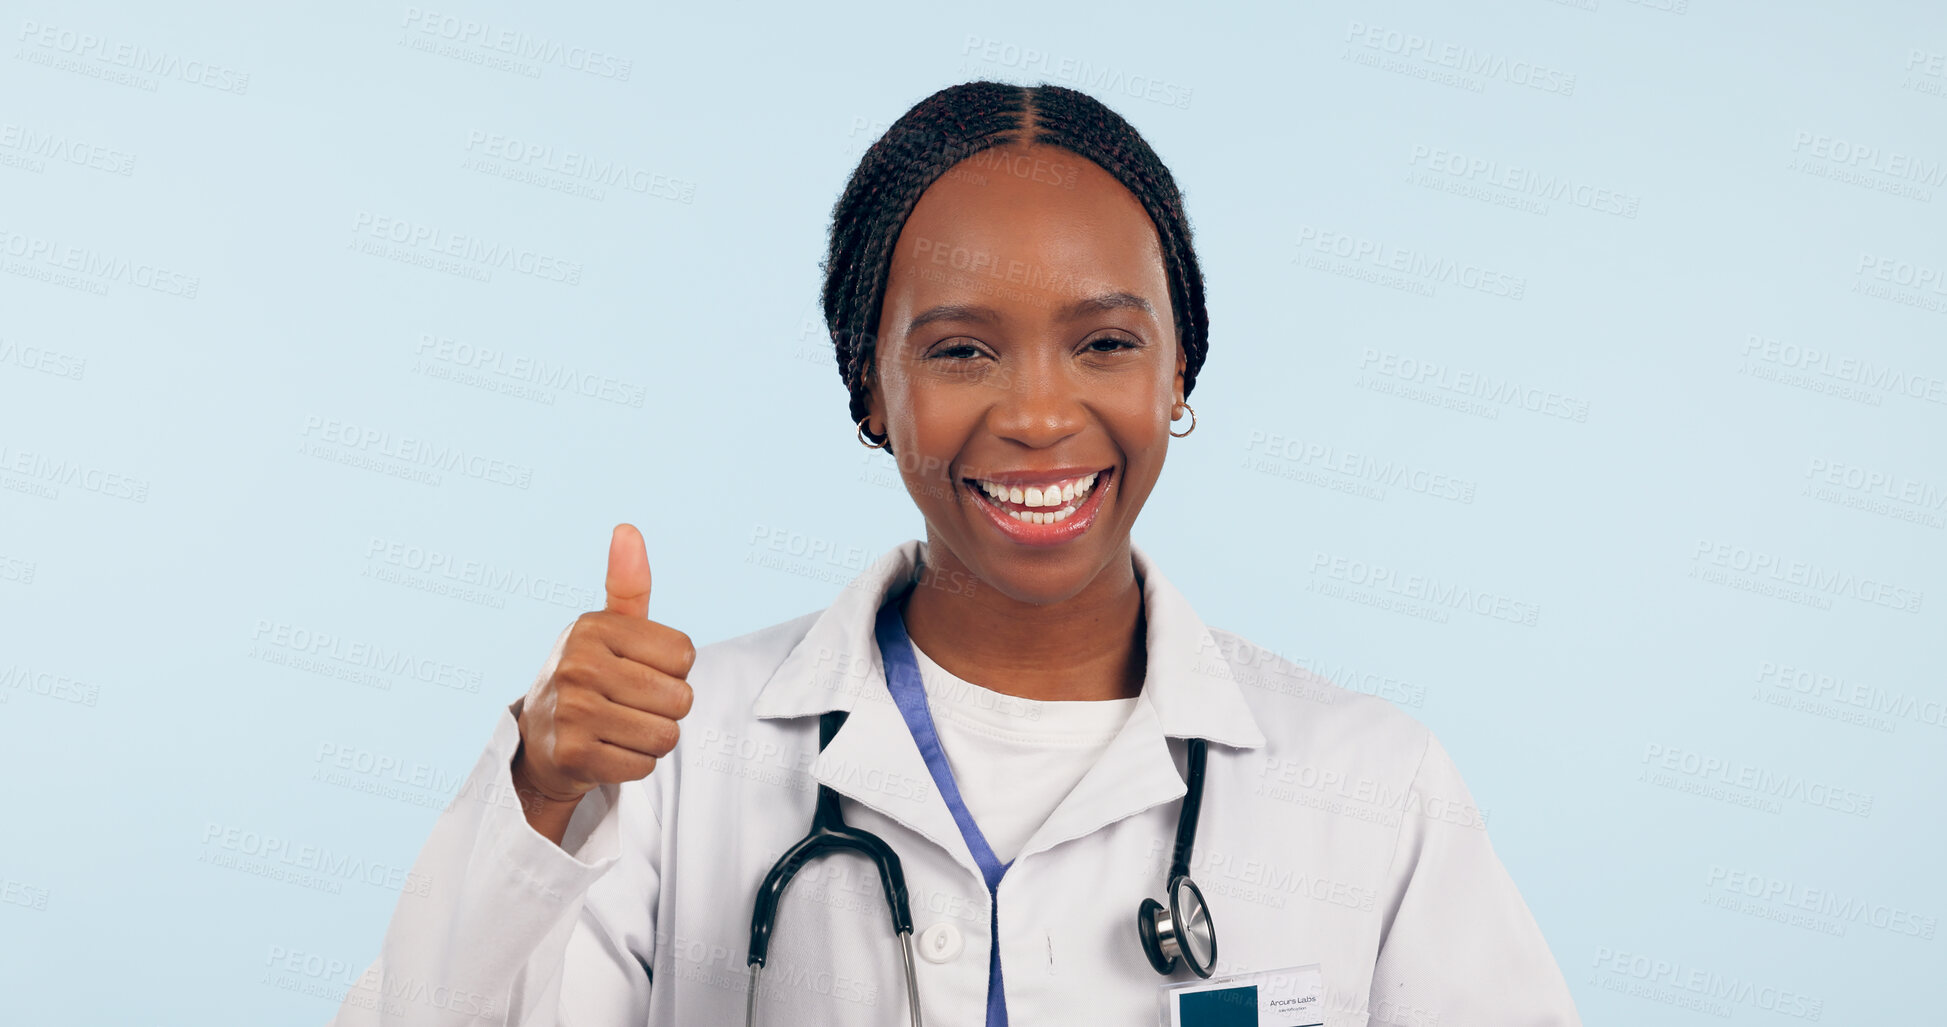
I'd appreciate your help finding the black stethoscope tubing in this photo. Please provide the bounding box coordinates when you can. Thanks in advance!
[742,696,1217,1025]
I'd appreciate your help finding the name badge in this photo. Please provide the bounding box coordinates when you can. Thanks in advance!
[1158,964,1324,1027]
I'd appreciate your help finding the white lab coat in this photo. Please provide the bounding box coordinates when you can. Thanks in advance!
[328,540,1581,1027]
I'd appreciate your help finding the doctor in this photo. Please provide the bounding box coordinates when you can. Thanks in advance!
[330,81,1581,1027]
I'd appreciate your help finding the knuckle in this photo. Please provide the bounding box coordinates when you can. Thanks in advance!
[674,681,696,720]
[554,688,591,722]
[555,655,597,688]
[672,632,698,672]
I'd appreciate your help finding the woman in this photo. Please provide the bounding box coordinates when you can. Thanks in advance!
[331,82,1581,1027]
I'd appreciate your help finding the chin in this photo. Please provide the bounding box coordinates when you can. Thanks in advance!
[948,533,1128,608]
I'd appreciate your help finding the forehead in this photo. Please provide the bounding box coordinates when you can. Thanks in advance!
[882,143,1169,324]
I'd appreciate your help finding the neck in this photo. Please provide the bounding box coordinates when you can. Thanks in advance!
[899,538,1147,703]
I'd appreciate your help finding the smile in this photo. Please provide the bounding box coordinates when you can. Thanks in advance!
[970,471,1100,524]
[961,467,1115,546]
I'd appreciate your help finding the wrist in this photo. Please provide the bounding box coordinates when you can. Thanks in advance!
[510,746,588,812]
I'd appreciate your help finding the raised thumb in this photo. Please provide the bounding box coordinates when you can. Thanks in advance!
[604,522,652,619]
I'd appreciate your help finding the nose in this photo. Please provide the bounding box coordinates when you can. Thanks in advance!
[985,359,1085,450]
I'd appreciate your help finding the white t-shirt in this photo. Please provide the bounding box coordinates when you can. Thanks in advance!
[907,640,1138,865]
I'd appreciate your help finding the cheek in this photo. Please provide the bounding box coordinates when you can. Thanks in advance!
[1117,370,1177,424]
[892,384,974,488]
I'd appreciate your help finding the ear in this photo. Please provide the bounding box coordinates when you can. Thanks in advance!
[1173,345,1187,407]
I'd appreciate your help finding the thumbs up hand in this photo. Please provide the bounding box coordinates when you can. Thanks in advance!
[512,524,697,841]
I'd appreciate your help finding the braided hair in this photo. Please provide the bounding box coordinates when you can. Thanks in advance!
[823,81,1208,451]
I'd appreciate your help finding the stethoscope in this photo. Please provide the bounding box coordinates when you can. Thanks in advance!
[741,596,1218,1026]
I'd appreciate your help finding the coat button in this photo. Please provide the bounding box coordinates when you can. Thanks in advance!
[917,922,964,963]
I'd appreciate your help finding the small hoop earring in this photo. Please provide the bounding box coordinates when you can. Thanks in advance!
[857,416,889,449]
[1169,403,1197,438]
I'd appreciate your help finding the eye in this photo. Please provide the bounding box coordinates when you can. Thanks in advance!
[928,338,987,360]
[930,341,981,362]
[1086,334,1140,353]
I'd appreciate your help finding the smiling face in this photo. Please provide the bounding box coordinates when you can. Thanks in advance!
[866,143,1186,606]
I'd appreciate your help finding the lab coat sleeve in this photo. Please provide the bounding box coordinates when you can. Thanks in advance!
[1365,732,1581,1027]
[326,625,660,1027]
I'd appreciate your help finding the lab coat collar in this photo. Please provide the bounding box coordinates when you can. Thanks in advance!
[751,539,1265,878]
[751,538,1267,750]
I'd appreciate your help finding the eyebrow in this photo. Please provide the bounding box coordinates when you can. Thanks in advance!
[903,292,1155,336]
[1058,292,1154,320]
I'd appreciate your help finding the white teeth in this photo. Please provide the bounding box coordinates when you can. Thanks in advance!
[975,470,1105,527]
[1005,499,1080,525]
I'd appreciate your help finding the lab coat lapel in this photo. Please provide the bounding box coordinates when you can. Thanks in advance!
[749,539,983,878]
[1017,544,1268,861]
[1016,698,1189,862]
[810,687,984,878]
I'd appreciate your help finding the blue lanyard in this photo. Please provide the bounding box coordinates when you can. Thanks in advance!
[873,594,1011,1027]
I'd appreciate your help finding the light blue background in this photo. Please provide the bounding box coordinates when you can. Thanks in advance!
[2,0,1942,1023]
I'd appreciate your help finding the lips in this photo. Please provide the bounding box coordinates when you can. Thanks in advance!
[962,466,1114,546]
[968,471,1100,524]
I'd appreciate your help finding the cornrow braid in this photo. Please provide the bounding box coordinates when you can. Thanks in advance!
[821,81,1208,452]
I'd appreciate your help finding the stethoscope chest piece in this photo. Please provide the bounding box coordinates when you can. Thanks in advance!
[1137,873,1217,978]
